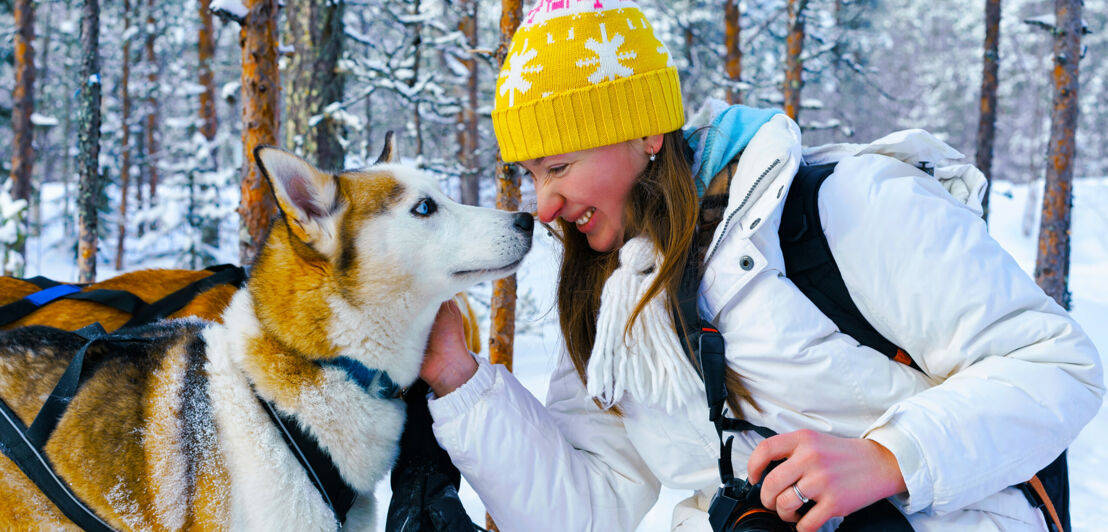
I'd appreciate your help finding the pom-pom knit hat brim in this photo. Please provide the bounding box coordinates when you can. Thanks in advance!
[493,1,685,163]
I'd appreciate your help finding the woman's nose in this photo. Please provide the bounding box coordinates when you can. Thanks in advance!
[535,183,563,224]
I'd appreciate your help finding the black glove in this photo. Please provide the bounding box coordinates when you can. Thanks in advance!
[385,380,477,532]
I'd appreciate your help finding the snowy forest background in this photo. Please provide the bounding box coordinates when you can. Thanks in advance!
[1,0,1107,530]
[1,0,1106,277]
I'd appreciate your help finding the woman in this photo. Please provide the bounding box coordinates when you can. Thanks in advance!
[418,2,1104,531]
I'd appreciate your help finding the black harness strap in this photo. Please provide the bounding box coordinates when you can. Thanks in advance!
[121,265,246,329]
[0,323,152,532]
[0,265,245,330]
[257,398,358,525]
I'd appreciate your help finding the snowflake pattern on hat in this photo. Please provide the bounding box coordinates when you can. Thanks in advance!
[576,23,636,84]
[499,40,544,107]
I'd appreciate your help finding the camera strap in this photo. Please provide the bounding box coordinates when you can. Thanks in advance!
[674,236,778,486]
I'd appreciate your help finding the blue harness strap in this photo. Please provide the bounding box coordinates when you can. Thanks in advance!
[317,356,403,400]
[24,285,83,306]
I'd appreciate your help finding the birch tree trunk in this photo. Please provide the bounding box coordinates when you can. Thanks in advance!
[116,0,133,270]
[725,0,742,104]
[77,0,102,283]
[783,0,809,122]
[975,0,1001,221]
[486,2,523,530]
[238,0,280,265]
[8,0,35,272]
[283,0,346,171]
[1034,0,1083,314]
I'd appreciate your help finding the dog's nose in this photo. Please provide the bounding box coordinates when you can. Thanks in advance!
[513,212,534,235]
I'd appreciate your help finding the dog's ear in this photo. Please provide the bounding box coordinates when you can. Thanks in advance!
[254,146,342,257]
[375,131,396,164]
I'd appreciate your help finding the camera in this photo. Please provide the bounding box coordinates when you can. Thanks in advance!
[707,461,803,532]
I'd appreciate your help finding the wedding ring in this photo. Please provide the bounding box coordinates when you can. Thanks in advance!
[792,482,810,505]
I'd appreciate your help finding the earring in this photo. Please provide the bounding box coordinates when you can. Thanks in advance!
[648,147,656,162]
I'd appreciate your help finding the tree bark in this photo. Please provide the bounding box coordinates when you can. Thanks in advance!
[975,0,1001,221]
[116,0,133,270]
[238,0,280,265]
[77,0,102,283]
[9,0,35,267]
[283,0,346,171]
[783,0,808,122]
[198,0,221,255]
[458,0,480,205]
[724,0,742,104]
[487,3,522,530]
[1034,0,1083,312]
[144,0,159,204]
[199,0,219,146]
[409,0,425,158]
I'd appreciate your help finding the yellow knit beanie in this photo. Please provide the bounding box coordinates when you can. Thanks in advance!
[493,0,684,163]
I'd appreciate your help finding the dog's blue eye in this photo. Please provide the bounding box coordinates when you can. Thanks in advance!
[411,198,437,217]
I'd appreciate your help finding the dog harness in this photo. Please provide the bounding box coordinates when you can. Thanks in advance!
[0,264,246,330]
[0,323,403,529]
[0,324,143,532]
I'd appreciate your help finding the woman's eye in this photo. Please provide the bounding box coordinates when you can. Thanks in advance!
[549,165,567,176]
[411,198,437,217]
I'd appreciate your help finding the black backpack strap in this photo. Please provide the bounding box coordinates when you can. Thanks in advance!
[779,163,1068,529]
[779,163,920,371]
[121,265,246,329]
[257,395,357,525]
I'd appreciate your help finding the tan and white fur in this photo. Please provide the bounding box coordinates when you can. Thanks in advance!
[0,140,533,531]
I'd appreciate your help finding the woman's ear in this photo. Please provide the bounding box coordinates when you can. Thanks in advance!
[644,134,664,156]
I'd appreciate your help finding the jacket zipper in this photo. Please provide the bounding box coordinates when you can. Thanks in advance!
[704,157,782,264]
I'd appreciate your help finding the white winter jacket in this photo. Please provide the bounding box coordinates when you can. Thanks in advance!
[428,111,1104,531]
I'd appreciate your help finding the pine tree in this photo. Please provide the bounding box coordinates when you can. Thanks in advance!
[283,0,346,171]
[77,0,102,283]
[116,0,134,270]
[488,5,522,529]
[8,0,34,275]
[238,0,280,265]
[975,0,1002,221]
[783,0,810,122]
[197,0,220,253]
[144,0,160,205]
[1035,0,1084,312]
[458,0,480,206]
[725,0,742,104]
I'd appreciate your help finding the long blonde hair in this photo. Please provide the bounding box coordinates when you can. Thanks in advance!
[554,130,752,414]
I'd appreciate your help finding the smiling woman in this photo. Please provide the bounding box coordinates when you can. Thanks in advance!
[416,1,1104,531]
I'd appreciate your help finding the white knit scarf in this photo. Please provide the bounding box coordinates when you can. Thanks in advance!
[586,236,703,413]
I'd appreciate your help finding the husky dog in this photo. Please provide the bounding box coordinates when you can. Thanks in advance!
[0,142,533,530]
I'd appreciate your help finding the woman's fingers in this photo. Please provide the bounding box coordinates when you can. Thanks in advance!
[747,430,908,530]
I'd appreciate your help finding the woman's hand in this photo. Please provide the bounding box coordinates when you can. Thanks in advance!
[747,430,907,532]
[420,299,478,398]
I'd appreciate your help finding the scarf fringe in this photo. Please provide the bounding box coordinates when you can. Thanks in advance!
[586,237,703,413]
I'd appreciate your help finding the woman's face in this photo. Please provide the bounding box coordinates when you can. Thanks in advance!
[521,137,658,253]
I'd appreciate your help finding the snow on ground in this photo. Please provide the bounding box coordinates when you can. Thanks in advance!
[18,178,1108,530]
